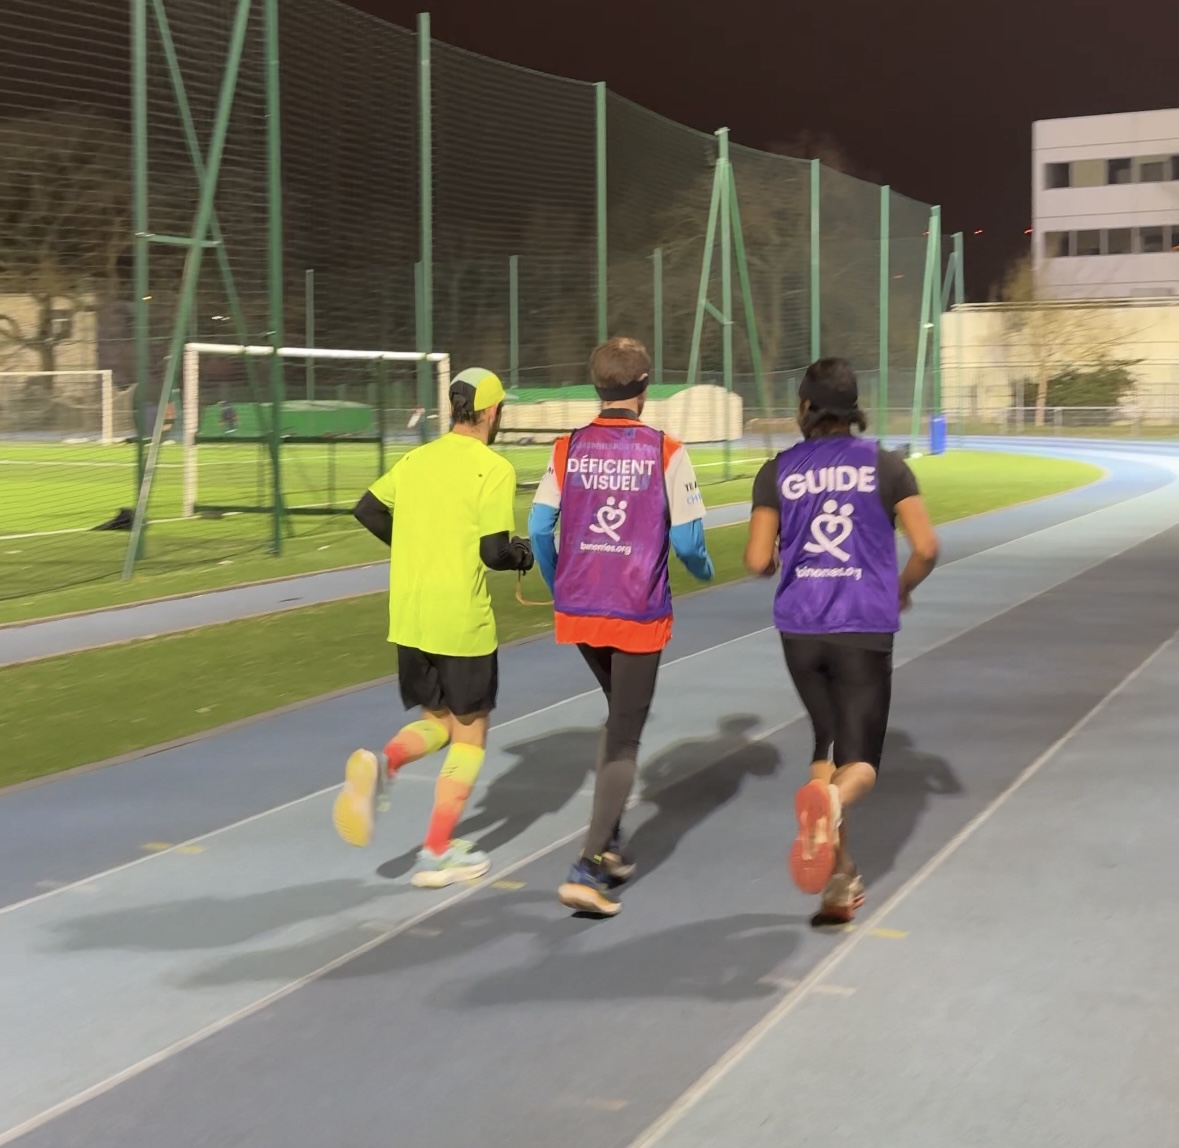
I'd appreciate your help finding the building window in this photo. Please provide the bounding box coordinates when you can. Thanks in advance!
[1075,230,1101,256]
[1172,156,1179,181]
[1139,226,1165,253]
[49,309,74,341]
[1107,158,1133,184]
[1044,162,1070,189]
[1071,159,1105,188]
[1170,226,1179,253]
[1106,228,1133,254]
[1044,231,1070,258]
[1138,158,1167,182]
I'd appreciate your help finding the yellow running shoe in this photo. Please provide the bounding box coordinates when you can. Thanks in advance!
[332,749,383,847]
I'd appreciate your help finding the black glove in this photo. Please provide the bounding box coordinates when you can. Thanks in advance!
[509,536,534,573]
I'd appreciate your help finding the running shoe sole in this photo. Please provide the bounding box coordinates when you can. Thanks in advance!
[410,857,491,889]
[789,779,838,894]
[332,749,380,847]
[558,882,622,916]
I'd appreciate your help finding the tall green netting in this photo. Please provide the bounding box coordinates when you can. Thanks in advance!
[604,95,715,381]
[0,0,136,602]
[889,190,934,438]
[431,42,596,387]
[820,166,882,413]
[2,0,939,607]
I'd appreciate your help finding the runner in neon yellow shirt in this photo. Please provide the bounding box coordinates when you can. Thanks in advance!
[333,368,533,888]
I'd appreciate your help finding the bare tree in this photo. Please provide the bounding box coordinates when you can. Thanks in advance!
[997,255,1135,426]
[0,104,131,378]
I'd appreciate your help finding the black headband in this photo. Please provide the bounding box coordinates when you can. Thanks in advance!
[594,375,649,402]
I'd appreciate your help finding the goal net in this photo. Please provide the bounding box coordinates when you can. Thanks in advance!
[121,342,451,578]
[0,370,123,445]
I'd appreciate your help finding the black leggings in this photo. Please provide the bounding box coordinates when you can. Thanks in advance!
[577,644,662,858]
[780,636,892,770]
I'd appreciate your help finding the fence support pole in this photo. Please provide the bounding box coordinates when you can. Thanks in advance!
[810,157,821,361]
[265,0,285,553]
[132,0,150,515]
[417,12,434,434]
[878,185,890,439]
[718,129,734,477]
[305,268,315,400]
[931,214,943,417]
[508,254,519,388]
[909,204,940,454]
[653,247,663,383]
[595,81,608,343]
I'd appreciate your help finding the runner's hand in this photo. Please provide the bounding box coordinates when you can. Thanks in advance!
[899,586,913,612]
[509,536,534,573]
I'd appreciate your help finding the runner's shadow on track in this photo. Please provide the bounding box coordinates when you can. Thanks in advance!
[851,729,963,886]
[624,714,782,887]
[48,878,407,953]
[453,910,803,1006]
[375,727,601,881]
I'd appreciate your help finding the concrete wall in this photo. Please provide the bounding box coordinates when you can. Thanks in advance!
[940,300,1179,422]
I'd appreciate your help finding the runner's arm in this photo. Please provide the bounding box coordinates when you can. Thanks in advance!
[480,461,533,572]
[666,444,713,581]
[353,466,398,546]
[527,444,563,591]
[743,459,780,576]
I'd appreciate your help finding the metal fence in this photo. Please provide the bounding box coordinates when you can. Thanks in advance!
[0,0,946,608]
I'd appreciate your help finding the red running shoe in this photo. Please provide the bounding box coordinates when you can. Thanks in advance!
[789,779,841,894]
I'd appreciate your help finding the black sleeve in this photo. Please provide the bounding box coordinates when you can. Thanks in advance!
[751,458,779,510]
[479,531,533,573]
[352,491,392,546]
[876,447,920,513]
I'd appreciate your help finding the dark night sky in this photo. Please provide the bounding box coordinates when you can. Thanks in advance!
[345,0,1179,299]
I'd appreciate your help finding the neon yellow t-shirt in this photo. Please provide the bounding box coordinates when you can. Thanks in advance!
[368,432,517,657]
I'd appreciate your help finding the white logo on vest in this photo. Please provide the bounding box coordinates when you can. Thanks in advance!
[803,500,855,562]
[588,496,629,543]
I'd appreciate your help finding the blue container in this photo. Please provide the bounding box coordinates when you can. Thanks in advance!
[929,414,947,456]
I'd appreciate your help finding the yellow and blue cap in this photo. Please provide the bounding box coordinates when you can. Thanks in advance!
[449,367,506,414]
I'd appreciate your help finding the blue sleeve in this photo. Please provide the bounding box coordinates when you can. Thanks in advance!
[528,502,560,591]
[670,518,714,582]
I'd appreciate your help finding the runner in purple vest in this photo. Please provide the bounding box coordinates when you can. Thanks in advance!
[745,358,939,924]
[530,336,714,916]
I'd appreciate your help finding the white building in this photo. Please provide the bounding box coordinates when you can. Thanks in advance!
[1032,108,1179,299]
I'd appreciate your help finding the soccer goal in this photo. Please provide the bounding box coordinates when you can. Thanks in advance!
[0,370,120,444]
[177,343,452,517]
[121,342,451,578]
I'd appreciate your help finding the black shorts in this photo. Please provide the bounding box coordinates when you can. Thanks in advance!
[779,635,892,770]
[396,645,498,717]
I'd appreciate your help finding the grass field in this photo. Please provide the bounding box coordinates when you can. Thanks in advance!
[0,450,1102,786]
[0,437,770,623]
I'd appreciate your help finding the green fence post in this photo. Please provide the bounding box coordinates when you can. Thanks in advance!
[954,230,965,307]
[122,0,253,579]
[417,12,434,434]
[132,0,150,517]
[727,162,767,437]
[595,81,608,344]
[305,268,315,401]
[908,205,940,454]
[810,157,820,362]
[509,254,519,388]
[717,128,734,478]
[686,166,721,387]
[414,261,428,442]
[878,185,890,439]
[931,216,943,417]
[265,0,285,554]
[653,247,663,383]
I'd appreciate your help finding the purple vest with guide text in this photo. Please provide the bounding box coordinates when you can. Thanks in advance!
[553,422,672,623]
[772,435,900,635]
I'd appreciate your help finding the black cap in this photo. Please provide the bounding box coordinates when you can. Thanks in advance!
[799,358,859,415]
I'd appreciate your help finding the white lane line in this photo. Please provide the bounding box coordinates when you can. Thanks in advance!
[623,628,1179,1148]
